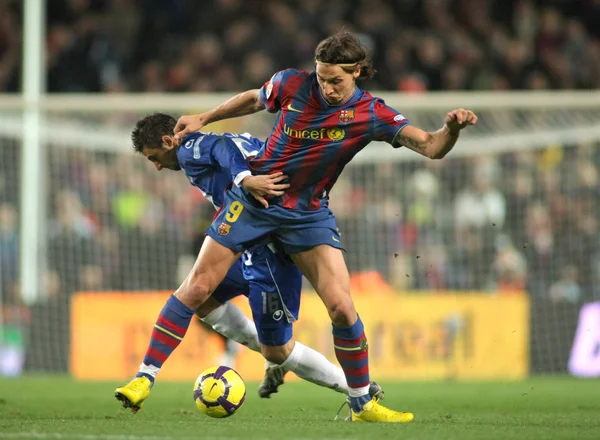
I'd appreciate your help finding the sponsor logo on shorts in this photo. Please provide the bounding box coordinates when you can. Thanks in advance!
[332,235,340,243]
[394,114,406,123]
[272,310,284,321]
[218,222,231,236]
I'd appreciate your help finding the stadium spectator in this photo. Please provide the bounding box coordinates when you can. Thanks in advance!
[1,0,599,304]
[4,1,600,93]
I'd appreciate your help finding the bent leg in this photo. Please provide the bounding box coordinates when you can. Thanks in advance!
[176,236,243,309]
[291,245,371,412]
[135,237,241,384]
[290,245,356,327]
[196,259,261,353]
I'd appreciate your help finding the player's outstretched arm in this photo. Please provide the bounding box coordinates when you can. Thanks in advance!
[394,108,478,159]
[174,89,266,144]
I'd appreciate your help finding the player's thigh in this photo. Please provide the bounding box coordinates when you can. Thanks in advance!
[290,244,356,325]
[275,211,343,255]
[196,261,249,318]
[176,236,242,309]
[210,259,250,304]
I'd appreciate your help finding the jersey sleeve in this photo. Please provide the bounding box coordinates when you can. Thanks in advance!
[371,99,411,148]
[183,134,250,186]
[209,137,251,186]
[258,69,292,113]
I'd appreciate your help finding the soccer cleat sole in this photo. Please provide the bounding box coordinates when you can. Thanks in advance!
[258,388,279,398]
[115,391,141,414]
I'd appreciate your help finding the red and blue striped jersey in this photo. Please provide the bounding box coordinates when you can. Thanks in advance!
[251,68,410,211]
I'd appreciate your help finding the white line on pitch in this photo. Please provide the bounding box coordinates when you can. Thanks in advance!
[0,434,347,440]
[0,435,186,440]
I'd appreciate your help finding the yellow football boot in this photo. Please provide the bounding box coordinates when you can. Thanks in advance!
[115,376,152,414]
[351,397,414,423]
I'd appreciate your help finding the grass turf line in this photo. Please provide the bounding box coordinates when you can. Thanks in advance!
[0,376,599,440]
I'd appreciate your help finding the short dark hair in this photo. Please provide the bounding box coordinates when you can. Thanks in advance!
[131,113,177,153]
[314,31,375,80]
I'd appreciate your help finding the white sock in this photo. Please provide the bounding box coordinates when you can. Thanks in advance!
[201,302,261,352]
[138,363,160,381]
[265,359,280,369]
[280,342,348,394]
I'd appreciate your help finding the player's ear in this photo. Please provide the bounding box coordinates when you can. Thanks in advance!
[162,135,175,150]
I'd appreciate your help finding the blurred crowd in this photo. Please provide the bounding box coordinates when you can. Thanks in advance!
[2,137,599,306]
[1,0,600,92]
[1,0,600,306]
[333,143,600,305]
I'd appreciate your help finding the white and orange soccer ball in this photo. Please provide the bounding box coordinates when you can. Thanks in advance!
[193,366,246,418]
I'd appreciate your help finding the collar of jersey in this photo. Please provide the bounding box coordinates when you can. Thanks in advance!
[182,132,202,144]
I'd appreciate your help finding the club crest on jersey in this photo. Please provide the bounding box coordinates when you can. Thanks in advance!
[339,109,355,123]
[218,222,231,236]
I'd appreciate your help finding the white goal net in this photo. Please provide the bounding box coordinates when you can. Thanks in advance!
[1,91,600,378]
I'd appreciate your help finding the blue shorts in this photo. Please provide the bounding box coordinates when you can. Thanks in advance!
[210,243,303,346]
[243,244,302,346]
[211,259,249,304]
[206,186,343,255]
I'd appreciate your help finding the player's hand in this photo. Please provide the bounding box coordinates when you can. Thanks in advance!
[173,114,208,145]
[444,108,478,134]
[241,172,290,208]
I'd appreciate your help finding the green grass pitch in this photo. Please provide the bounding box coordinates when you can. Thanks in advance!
[0,376,599,440]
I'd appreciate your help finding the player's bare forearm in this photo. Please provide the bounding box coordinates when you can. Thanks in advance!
[174,90,266,142]
[427,125,461,159]
[204,89,265,125]
[394,125,459,160]
[393,108,477,159]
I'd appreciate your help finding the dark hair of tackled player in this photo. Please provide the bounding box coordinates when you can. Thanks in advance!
[131,113,177,153]
[314,31,375,81]
[131,113,181,171]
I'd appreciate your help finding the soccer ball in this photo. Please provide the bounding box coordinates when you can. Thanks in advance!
[193,365,246,418]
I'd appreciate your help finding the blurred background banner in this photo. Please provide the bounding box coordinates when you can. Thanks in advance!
[2,0,600,380]
[568,302,600,377]
[70,291,529,381]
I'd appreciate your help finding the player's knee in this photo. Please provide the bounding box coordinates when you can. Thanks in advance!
[262,349,288,365]
[327,298,357,327]
[261,342,293,365]
[196,296,222,319]
[176,276,213,309]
